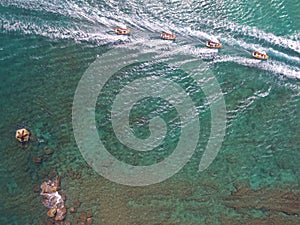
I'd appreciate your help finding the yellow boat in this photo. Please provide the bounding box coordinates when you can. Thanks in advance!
[252,51,269,60]
[114,27,131,35]
[206,40,222,49]
[160,32,176,40]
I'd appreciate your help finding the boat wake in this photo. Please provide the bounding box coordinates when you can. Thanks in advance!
[1,0,299,79]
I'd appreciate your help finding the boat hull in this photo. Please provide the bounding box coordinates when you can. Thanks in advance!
[206,41,222,49]
[160,32,176,40]
[114,27,131,35]
[252,52,268,60]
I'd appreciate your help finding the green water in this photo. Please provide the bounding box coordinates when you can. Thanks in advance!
[0,0,300,224]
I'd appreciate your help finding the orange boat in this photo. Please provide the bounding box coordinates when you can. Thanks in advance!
[114,27,131,35]
[206,40,222,49]
[160,32,176,40]
[252,51,268,60]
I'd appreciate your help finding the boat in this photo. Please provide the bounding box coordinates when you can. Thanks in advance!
[206,40,222,49]
[160,32,176,40]
[114,27,131,35]
[252,51,268,60]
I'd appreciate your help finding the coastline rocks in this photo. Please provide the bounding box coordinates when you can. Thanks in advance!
[55,204,67,221]
[40,178,59,195]
[40,176,67,221]
[47,207,57,217]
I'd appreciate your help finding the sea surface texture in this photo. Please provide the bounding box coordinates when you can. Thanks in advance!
[0,0,299,224]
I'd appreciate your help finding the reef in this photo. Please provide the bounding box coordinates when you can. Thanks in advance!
[40,176,67,221]
[223,182,300,216]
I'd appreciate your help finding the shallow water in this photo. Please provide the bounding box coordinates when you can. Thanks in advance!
[0,0,300,224]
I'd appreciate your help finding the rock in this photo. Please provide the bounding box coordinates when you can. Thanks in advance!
[55,205,67,221]
[40,182,47,193]
[54,214,65,221]
[69,207,76,213]
[38,218,47,225]
[59,192,66,201]
[16,128,30,143]
[47,207,57,218]
[29,134,37,141]
[44,147,54,155]
[79,212,87,221]
[53,176,61,190]
[47,219,54,225]
[49,168,58,177]
[223,184,300,215]
[40,180,58,194]
[86,212,93,218]
[74,200,81,208]
[54,221,65,225]
[76,173,81,179]
[86,218,93,225]
[33,157,43,164]
[40,177,67,221]
[33,185,40,193]
[42,170,48,176]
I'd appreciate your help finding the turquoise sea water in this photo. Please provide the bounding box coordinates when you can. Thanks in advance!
[0,0,300,224]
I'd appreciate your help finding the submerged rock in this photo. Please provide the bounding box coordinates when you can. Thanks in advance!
[33,185,40,193]
[33,157,43,164]
[86,212,93,218]
[74,199,81,208]
[69,207,76,213]
[79,212,87,221]
[86,217,93,225]
[223,182,300,215]
[44,147,54,155]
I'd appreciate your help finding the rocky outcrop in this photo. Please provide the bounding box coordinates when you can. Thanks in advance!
[40,176,67,221]
[15,128,30,143]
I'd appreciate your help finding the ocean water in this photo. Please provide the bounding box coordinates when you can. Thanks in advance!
[0,0,299,224]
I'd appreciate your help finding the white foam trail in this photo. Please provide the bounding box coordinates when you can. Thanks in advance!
[2,0,299,80]
[212,55,300,79]
[262,61,300,79]
[268,49,300,64]
[212,19,300,54]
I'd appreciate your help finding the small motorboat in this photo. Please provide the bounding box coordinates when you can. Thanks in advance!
[114,27,131,35]
[160,32,176,40]
[252,51,268,60]
[206,40,222,49]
